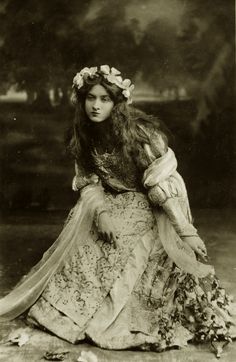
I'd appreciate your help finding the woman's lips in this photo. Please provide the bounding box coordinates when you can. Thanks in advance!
[91,112,100,116]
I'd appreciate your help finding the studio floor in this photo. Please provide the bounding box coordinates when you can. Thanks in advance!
[0,208,235,362]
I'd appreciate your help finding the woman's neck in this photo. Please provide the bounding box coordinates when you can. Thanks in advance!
[89,119,115,153]
[91,118,110,136]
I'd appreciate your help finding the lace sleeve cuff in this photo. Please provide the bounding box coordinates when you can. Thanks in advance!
[72,174,100,191]
[71,160,101,192]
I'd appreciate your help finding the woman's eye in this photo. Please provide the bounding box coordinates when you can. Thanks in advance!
[101,96,111,102]
[86,94,94,100]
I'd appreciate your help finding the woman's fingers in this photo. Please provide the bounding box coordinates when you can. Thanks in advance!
[102,232,108,242]
[110,232,117,248]
[184,235,208,260]
[100,230,119,248]
[197,244,205,253]
[97,214,119,247]
[196,245,207,260]
[110,231,119,248]
[197,248,205,257]
[103,232,110,243]
[200,244,207,255]
[200,240,207,252]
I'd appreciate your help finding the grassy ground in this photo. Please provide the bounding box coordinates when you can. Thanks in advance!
[0,208,236,361]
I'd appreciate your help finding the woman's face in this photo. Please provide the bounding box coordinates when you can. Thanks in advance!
[85,84,115,123]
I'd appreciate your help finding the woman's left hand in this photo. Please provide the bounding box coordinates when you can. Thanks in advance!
[97,212,119,248]
[182,235,208,260]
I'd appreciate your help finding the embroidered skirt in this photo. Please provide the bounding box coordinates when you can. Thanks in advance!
[25,191,235,350]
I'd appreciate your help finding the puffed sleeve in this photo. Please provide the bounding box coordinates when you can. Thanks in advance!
[140,125,198,237]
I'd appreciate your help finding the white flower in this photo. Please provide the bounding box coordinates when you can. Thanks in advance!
[106,73,123,87]
[7,329,30,347]
[115,76,123,84]
[89,67,98,76]
[73,73,84,89]
[111,67,121,75]
[122,79,132,88]
[73,67,98,90]
[100,64,110,75]
[129,84,135,92]
[80,67,90,75]
[77,350,98,362]
[189,315,195,323]
[122,82,134,104]
[72,65,134,103]
[70,90,78,105]
[80,66,98,77]
[122,89,130,98]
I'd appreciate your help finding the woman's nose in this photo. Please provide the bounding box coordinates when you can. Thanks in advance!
[92,99,100,110]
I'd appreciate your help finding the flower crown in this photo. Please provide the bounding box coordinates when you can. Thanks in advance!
[72,65,134,104]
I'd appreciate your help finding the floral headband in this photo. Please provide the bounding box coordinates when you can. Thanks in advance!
[72,65,134,104]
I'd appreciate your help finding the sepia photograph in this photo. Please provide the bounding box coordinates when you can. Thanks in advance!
[0,0,235,361]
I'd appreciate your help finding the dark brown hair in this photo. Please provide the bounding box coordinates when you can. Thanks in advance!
[67,76,168,172]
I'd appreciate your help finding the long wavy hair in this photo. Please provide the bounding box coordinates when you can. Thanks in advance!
[67,75,169,172]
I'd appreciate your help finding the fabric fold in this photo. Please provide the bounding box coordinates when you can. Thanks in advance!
[143,148,177,188]
[86,230,156,336]
[0,185,105,321]
[154,210,214,278]
[142,147,214,278]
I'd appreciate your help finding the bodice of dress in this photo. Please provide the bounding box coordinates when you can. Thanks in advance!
[92,147,143,192]
[73,122,168,194]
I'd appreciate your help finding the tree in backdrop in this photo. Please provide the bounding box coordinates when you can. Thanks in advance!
[81,0,138,79]
[0,0,234,117]
[0,0,93,106]
[178,0,234,128]
[0,0,139,107]
[177,0,235,206]
[135,17,187,91]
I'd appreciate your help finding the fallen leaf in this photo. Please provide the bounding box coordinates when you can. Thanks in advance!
[43,351,69,361]
[7,329,30,347]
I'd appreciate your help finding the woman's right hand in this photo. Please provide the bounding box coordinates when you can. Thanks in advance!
[97,212,119,248]
[182,235,208,260]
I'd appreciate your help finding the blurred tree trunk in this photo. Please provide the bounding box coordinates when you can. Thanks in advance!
[26,88,36,104]
[33,88,51,110]
[193,43,234,132]
[52,87,61,106]
[60,86,70,106]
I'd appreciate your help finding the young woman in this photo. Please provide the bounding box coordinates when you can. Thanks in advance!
[0,65,235,357]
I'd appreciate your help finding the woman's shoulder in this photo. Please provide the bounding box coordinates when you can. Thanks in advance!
[134,114,168,158]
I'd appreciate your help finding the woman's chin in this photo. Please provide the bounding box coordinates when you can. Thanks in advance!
[89,116,105,123]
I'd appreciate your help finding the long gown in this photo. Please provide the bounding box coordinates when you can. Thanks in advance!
[1,123,235,352]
